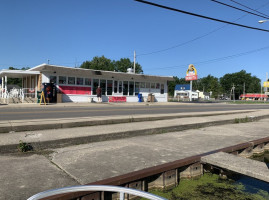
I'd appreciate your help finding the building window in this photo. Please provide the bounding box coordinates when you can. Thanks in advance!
[68,77,75,85]
[85,78,91,86]
[135,82,140,95]
[129,81,134,96]
[146,82,150,88]
[93,79,99,95]
[161,84,164,94]
[114,80,118,93]
[156,83,160,89]
[50,76,57,84]
[119,81,123,93]
[151,83,155,89]
[59,76,66,84]
[107,80,113,95]
[77,77,84,85]
[140,82,145,88]
[100,79,106,95]
[123,81,128,95]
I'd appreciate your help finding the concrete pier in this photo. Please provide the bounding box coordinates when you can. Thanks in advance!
[201,152,269,183]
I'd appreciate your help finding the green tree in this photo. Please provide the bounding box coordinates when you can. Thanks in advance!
[220,70,260,99]
[198,75,222,98]
[168,76,188,96]
[80,56,143,74]
[80,56,114,71]
[115,58,143,74]
[6,67,29,87]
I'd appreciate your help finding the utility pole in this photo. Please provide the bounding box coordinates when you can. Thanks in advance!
[265,72,268,92]
[133,50,136,74]
[243,82,245,100]
[233,83,235,102]
[261,84,263,101]
[47,59,50,65]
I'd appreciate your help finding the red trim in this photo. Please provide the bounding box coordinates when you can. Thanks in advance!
[59,86,91,95]
[240,94,268,98]
[109,96,126,102]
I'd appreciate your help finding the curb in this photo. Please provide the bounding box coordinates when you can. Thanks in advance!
[2,114,268,153]
[0,111,253,134]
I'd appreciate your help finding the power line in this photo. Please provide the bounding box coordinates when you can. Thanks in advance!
[134,0,269,32]
[229,0,269,18]
[211,0,269,20]
[148,45,269,71]
[136,1,269,58]
[137,26,225,57]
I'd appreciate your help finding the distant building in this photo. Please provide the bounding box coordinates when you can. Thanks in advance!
[174,84,198,100]
[240,94,268,101]
[198,91,210,100]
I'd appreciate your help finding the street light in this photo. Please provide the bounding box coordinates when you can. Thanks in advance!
[258,20,269,24]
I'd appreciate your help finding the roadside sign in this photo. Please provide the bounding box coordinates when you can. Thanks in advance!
[263,81,269,87]
[185,64,198,81]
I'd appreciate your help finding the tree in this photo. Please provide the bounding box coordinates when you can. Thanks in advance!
[80,56,143,74]
[220,70,261,99]
[7,67,29,87]
[197,75,222,98]
[168,76,188,96]
[115,58,143,74]
[80,56,114,71]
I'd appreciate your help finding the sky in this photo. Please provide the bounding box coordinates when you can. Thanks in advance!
[0,0,269,82]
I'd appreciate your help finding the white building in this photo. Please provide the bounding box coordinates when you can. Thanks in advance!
[0,64,174,103]
[174,84,198,101]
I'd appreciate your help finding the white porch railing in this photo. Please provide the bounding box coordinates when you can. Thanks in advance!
[22,88,36,98]
[27,185,167,200]
[0,88,32,103]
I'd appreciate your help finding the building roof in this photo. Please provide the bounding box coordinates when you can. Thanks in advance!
[0,70,40,78]
[29,64,174,82]
[175,84,190,90]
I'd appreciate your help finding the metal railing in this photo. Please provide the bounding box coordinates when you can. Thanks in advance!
[27,185,167,200]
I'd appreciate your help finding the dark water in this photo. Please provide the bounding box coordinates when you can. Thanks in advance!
[236,175,269,193]
[238,151,269,194]
[144,152,269,199]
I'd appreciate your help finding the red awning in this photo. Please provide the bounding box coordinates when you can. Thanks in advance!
[240,94,268,98]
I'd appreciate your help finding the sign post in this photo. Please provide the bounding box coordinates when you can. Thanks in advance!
[185,64,198,102]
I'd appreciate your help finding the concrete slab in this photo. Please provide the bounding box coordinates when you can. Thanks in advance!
[0,154,78,200]
[50,119,269,184]
[1,112,269,199]
[0,109,257,134]
[201,152,269,182]
[0,109,267,153]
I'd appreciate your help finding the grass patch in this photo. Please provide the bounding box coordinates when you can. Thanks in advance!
[141,173,269,200]
[234,116,251,123]
[17,140,33,152]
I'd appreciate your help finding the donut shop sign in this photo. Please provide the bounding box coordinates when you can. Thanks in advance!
[185,64,198,81]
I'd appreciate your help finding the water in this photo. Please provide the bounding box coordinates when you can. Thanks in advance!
[143,152,269,200]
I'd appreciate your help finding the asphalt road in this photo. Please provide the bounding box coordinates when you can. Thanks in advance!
[0,103,268,121]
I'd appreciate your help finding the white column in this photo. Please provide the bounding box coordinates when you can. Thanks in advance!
[190,80,192,102]
[112,80,114,95]
[1,77,3,98]
[35,75,37,98]
[5,76,7,98]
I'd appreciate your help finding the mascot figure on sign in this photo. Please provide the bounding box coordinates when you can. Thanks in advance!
[187,64,197,75]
